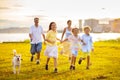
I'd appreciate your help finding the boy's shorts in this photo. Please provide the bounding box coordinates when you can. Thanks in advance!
[30,42,42,55]
[81,52,90,58]
[72,50,78,57]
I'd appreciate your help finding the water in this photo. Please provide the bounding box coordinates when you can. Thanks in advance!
[0,33,120,42]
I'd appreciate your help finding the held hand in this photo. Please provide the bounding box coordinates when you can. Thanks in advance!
[81,40,86,45]
[30,39,32,42]
[83,42,86,45]
[57,38,61,41]
[60,40,62,43]
[60,41,64,44]
[44,41,46,45]
[60,40,63,43]
[78,39,81,42]
[50,41,56,44]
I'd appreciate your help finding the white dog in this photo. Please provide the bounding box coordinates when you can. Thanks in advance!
[12,49,21,74]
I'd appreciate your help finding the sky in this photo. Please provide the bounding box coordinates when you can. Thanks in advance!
[0,0,120,30]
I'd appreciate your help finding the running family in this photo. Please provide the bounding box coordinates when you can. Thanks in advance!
[29,18,94,73]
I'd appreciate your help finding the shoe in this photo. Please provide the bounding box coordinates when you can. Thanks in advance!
[45,65,48,70]
[86,66,89,70]
[78,58,82,64]
[70,65,73,70]
[36,60,40,64]
[54,68,58,73]
[31,56,34,62]
[73,66,75,70]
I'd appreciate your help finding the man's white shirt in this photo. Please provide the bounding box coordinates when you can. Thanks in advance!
[29,25,44,44]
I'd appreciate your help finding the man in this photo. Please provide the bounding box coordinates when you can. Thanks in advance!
[29,17,45,64]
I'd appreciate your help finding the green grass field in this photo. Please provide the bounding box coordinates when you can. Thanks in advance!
[0,40,120,80]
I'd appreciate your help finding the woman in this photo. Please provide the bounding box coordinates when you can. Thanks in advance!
[61,20,72,61]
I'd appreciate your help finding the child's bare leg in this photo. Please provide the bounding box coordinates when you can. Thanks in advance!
[73,56,76,70]
[69,57,71,61]
[53,58,58,73]
[86,56,90,69]
[46,58,50,65]
[73,56,76,65]
[45,57,50,70]
[78,57,84,64]
[83,58,86,60]
[70,55,74,70]
[71,56,74,65]
[53,58,57,68]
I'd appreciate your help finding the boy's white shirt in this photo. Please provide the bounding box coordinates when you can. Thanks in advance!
[29,25,44,44]
[81,34,93,52]
[68,35,81,51]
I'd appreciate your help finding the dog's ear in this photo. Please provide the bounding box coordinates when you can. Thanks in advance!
[13,49,17,56]
[19,54,22,57]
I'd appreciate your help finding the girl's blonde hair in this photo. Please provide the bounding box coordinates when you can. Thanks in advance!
[83,26,91,31]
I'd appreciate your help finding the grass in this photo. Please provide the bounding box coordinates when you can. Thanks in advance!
[0,39,120,80]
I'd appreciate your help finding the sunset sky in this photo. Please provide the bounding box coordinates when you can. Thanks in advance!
[0,0,120,29]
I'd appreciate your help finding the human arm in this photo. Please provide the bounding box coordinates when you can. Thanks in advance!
[41,26,46,43]
[79,35,86,45]
[42,34,46,44]
[29,27,33,41]
[61,38,68,43]
[61,28,66,41]
[57,38,61,43]
[90,36,94,52]
[45,39,55,44]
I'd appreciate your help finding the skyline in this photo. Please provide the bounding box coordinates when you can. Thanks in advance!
[0,0,120,29]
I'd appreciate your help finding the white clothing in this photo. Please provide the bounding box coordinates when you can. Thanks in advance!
[68,35,81,51]
[81,34,93,52]
[65,27,72,38]
[29,25,44,44]
[44,46,58,58]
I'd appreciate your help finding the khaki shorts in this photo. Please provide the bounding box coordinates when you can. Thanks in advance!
[81,52,90,58]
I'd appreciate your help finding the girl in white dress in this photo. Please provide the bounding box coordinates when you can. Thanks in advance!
[44,22,61,73]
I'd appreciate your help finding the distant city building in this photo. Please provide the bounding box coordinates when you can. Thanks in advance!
[78,19,82,31]
[83,18,115,33]
[97,24,111,32]
[84,19,99,32]
[93,25,103,33]
[99,18,109,24]
[111,18,120,33]
[79,18,120,33]
[99,18,112,32]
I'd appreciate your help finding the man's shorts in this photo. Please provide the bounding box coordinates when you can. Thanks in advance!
[30,42,42,55]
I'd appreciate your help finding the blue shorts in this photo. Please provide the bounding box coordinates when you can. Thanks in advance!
[72,50,78,57]
[30,42,42,55]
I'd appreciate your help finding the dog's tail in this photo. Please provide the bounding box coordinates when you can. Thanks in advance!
[13,49,17,56]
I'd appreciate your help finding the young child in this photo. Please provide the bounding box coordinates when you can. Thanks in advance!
[62,28,83,70]
[44,22,60,73]
[78,26,94,69]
